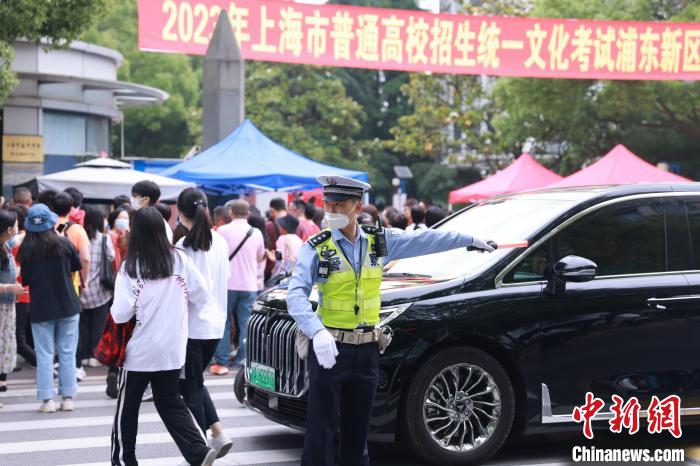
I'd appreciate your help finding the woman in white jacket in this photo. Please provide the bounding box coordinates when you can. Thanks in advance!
[175,188,233,459]
[110,207,216,466]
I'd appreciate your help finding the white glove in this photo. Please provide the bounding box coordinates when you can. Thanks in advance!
[468,237,497,253]
[312,329,339,369]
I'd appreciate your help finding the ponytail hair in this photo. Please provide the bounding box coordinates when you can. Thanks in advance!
[177,187,212,252]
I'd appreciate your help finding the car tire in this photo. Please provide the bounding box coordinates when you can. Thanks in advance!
[233,368,246,404]
[402,346,515,466]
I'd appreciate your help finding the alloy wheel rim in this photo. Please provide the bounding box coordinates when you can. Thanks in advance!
[422,363,501,452]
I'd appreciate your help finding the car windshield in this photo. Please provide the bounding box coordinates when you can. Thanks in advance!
[385,193,584,280]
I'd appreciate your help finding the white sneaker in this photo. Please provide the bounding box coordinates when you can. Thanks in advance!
[177,448,217,466]
[88,358,102,368]
[80,359,89,366]
[76,366,87,381]
[39,399,56,413]
[60,397,74,411]
[202,448,217,466]
[142,385,154,402]
[209,434,233,459]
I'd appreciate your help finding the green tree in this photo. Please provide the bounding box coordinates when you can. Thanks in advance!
[245,62,367,171]
[385,0,534,205]
[330,0,420,201]
[0,0,108,105]
[82,0,202,157]
[388,73,498,164]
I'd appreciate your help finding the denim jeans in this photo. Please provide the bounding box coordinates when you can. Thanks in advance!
[213,290,257,366]
[31,314,79,400]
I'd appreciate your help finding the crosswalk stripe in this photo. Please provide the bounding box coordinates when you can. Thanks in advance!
[0,408,258,432]
[0,376,234,398]
[0,425,298,455]
[9,374,123,385]
[9,374,236,387]
[0,390,239,413]
[60,448,304,466]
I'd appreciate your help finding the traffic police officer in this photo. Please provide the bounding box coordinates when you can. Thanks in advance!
[286,175,496,466]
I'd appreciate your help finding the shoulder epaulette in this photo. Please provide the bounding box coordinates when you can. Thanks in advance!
[307,230,331,248]
[360,224,378,235]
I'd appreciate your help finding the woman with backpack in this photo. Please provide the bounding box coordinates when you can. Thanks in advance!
[110,206,216,466]
[78,206,115,368]
[175,188,233,459]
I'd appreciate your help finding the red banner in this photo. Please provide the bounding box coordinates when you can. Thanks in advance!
[138,0,700,80]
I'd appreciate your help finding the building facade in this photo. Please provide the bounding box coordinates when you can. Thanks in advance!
[1,39,168,195]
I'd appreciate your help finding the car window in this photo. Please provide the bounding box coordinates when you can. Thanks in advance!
[502,240,550,284]
[684,201,700,269]
[385,195,580,280]
[504,199,667,283]
[557,200,666,276]
[666,200,693,272]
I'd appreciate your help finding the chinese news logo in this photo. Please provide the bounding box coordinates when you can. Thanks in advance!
[572,392,682,439]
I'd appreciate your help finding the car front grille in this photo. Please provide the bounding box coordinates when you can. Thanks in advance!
[250,385,308,422]
[247,310,308,397]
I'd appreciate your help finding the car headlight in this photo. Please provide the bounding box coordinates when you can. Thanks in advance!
[378,303,413,326]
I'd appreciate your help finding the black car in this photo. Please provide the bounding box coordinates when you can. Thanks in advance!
[242,184,700,465]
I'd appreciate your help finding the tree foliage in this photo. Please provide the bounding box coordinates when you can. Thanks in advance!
[389,0,700,199]
[245,62,367,170]
[82,0,201,157]
[0,0,109,105]
[493,0,700,176]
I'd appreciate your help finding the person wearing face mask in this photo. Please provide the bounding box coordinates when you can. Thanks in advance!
[0,209,27,399]
[130,180,173,244]
[108,207,131,271]
[286,175,497,466]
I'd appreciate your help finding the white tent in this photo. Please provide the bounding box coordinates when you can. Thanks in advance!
[37,158,195,201]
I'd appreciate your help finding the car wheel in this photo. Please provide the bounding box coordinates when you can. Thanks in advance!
[233,368,246,404]
[402,346,515,465]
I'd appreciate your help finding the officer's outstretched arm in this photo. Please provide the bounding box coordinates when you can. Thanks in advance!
[286,243,326,338]
[385,227,477,262]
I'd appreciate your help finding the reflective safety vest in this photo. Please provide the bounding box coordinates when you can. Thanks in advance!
[310,227,383,329]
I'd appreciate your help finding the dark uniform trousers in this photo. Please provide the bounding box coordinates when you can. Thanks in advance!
[111,369,210,466]
[179,338,221,432]
[302,340,380,466]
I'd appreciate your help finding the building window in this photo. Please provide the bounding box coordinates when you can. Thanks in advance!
[43,110,109,156]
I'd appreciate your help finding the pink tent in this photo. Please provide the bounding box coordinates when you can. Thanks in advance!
[548,144,691,188]
[448,153,563,204]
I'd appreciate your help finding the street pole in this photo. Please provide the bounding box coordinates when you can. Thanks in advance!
[120,113,125,159]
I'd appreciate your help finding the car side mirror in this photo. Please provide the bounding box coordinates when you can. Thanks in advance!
[545,255,597,295]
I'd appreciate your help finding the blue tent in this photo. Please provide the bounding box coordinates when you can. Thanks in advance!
[161,120,368,194]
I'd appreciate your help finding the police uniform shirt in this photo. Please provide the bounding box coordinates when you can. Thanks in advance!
[286,225,476,338]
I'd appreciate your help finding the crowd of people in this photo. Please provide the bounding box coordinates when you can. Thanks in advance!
[0,179,447,464]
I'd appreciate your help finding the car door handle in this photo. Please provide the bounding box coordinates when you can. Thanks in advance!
[647,295,700,310]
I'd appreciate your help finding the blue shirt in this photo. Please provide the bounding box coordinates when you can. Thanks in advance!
[286,226,474,337]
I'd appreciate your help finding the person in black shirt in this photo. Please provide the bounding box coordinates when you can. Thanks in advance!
[19,204,82,413]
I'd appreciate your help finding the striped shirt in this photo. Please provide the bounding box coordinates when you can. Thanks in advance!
[80,233,115,309]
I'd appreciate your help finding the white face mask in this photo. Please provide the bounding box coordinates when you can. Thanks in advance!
[324,202,358,230]
[325,212,350,230]
[130,196,144,210]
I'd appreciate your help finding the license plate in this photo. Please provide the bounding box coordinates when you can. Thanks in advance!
[249,363,276,391]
